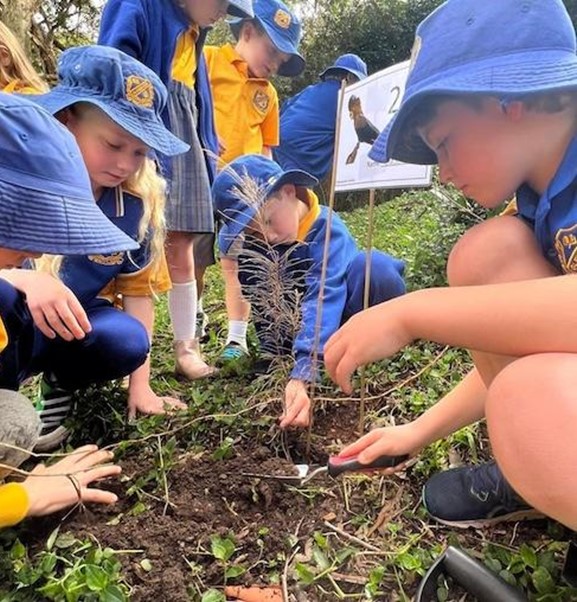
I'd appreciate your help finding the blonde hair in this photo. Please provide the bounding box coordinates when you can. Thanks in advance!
[37,106,168,296]
[0,21,48,93]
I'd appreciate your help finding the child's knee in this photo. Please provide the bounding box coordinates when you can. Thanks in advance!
[448,216,551,286]
[0,390,40,476]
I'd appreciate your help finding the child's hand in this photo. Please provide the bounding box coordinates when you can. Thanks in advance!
[22,445,121,517]
[325,301,411,394]
[13,271,90,341]
[280,379,311,429]
[338,424,422,474]
[127,383,187,420]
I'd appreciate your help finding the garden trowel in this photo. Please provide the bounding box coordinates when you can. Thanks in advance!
[243,453,409,486]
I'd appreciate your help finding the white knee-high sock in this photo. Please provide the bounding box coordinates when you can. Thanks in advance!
[169,280,197,341]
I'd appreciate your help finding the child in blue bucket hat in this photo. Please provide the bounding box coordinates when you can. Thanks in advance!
[229,0,305,78]
[274,53,368,181]
[213,154,405,428]
[325,0,577,533]
[30,45,189,450]
[204,0,304,367]
[99,0,254,383]
[0,93,127,530]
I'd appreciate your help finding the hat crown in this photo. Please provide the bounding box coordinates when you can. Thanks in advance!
[255,0,302,47]
[0,93,92,197]
[57,45,168,117]
[410,0,575,89]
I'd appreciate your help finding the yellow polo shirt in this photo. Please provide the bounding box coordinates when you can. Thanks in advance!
[204,44,279,165]
[2,80,44,95]
[171,25,199,89]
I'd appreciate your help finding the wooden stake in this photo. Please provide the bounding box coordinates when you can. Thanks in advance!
[358,188,376,435]
[307,79,348,459]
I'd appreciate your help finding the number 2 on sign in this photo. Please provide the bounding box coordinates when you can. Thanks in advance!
[389,86,401,114]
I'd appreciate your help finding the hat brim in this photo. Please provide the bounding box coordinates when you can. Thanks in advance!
[32,90,189,157]
[0,180,139,255]
[370,51,577,165]
[228,0,254,18]
[319,66,366,82]
[219,168,317,253]
[229,18,305,77]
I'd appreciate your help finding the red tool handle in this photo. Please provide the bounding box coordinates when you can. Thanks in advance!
[327,453,409,478]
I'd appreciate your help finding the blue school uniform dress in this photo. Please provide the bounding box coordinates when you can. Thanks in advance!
[0,187,169,391]
[516,136,577,275]
[99,0,218,235]
[273,79,341,182]
[237,190,406,382]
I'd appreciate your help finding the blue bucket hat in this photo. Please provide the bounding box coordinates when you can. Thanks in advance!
[319,54,368,82]
[228,0,254,18]
[230,0,305,77]
[33,45,189,157]
[0,93,138,255]
[213,154,317,254]
[369,0,577,166]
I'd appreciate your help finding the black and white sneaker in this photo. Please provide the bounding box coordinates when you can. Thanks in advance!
[34,373,73,452]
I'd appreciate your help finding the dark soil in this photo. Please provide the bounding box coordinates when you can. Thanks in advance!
[31,402,368,601]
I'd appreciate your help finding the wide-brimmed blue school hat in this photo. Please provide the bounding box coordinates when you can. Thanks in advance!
[319,54,368,82]
[0,93,138,255]
[230,0,305,77]
[228,0,254,18]
[33,45,189,157]
[369,0,577,166]
[213,154,317,254]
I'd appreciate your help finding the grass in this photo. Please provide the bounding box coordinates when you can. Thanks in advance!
[1,187,576,601]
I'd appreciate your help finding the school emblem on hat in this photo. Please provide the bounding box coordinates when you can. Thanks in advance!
[274,9,291,29]
[125,75,154,108]
[88,252,125,266]
[253,89,270,113]
[554,224,577,273]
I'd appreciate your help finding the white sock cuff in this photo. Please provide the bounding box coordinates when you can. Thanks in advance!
[227,320,248,347]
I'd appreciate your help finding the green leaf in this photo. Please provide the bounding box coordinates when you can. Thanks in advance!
[519,544,538,569]
[54,532,78,549]
[224,564,246,579]
[101,584,127,602]
[210,536,236,563]
[46,527,60,552]
[295,562,316,585]
[10,540,26,560]
[140,559,153,572]
[312,545,330,571]
[437,586,449,602]
[201,589,226,602]
[532,566,555,595]
[84,564,109,591]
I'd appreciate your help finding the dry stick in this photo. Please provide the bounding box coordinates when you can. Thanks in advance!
[156,435,171,516]
[322,520,383,554]
[358,188,376,435]
[307,78,348,459]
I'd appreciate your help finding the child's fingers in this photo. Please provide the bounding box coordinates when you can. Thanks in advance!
[53,299,89,340]
[339,429,383,460]
[65,294,92,335]
[79,464,122,485]
[80,487,119,506]
[29,306,57,339]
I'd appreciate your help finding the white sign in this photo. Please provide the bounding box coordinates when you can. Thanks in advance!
[335,60,432,192]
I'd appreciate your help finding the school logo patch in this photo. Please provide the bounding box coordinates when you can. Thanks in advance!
[274,9,291,29]
[125,75,154,108]
[88,252,125,266]
[554,224,577,273]
[253,89,270,113]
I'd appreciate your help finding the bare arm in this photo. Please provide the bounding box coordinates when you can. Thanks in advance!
[325,275,577,393]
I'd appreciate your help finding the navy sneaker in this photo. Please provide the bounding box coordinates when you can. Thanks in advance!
[34,373,73,452]
[422,461,543,528]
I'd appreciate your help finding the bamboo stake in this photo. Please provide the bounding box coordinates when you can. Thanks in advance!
[307,78,348,459]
